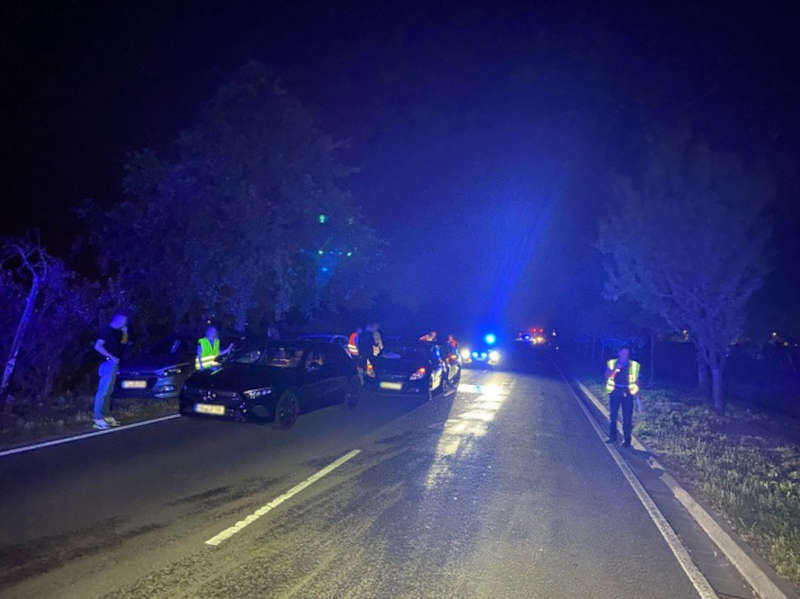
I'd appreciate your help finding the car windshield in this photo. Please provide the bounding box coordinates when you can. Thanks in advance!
[381,341,433,362]
[151,336,194,356]
[261,344,305,368]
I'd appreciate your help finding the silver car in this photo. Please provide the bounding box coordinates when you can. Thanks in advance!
[115,335,197,399]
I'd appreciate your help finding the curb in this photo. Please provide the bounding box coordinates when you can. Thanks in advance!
[573,378,794,599]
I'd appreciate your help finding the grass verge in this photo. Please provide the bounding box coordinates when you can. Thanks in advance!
[0,395,179,451]
[582,378,800,588]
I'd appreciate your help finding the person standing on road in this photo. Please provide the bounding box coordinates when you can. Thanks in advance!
[371,322,384,356]
[605,346,642,447]
[92,313,130,430]
[196,326,233,370]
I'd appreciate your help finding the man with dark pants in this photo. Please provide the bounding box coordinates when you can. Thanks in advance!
[605,346,641,447]
[93,313,130,430]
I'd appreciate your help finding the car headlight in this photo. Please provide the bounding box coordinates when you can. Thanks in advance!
[160,367,183,377]
[409,367,426,381]
[460,348,471,360]
[488,350,500,363]
[243,387,273,399]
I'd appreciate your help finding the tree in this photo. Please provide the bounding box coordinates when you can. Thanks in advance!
[84,62,382,336]
[0,234,52,406]
[597,128,772,413]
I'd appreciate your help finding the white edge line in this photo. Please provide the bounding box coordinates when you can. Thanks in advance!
[205,448,362,547]
[0,414,182,458]
[575,378,790,599]
[556,369,717,599]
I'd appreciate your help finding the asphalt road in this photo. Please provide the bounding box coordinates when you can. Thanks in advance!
[1,364,708,598]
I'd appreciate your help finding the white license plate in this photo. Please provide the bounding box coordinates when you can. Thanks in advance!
[195,403,225,416]
[121,380,147,389]
[379,381,403,390]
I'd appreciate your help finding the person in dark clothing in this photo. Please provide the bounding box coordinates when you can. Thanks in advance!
[357,323,376,371]
[605,346,642,447]
[93,313,130,429]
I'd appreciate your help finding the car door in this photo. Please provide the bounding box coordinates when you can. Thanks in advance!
[428,345,444,389]
[319,345,350,405]
[299,348,328,410]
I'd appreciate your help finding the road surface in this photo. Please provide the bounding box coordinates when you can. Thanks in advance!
[0,364,742,598]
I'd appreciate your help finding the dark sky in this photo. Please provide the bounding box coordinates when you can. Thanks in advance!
[3,2,799,332]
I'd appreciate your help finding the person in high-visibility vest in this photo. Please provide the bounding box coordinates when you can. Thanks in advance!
[348,327,362,357]
[196,326,233,370]
[605,346,642,447]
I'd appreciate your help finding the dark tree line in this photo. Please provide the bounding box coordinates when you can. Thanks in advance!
[1,63,382,406]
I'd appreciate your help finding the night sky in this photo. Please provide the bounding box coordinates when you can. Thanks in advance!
[3,2,799,332]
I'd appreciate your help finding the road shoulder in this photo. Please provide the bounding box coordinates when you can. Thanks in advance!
[569,375,798,599]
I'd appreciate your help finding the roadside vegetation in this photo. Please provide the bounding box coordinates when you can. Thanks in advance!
[584,378,800,586]
[0,395,178,450]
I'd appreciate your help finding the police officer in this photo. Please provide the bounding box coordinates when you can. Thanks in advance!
[605,345,641,447]
[196,326,233,370]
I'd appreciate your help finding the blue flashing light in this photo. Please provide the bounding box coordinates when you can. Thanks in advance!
[317,249,324,255]
[318,214,328,224]
[321,266,329,272]
[346,251,353,257]
[484,333,497,345]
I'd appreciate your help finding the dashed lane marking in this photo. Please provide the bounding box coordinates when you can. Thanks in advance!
[205,448,361,546]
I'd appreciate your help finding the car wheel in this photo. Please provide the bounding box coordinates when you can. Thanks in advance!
[273,390,299,429]
[343,375,361,410]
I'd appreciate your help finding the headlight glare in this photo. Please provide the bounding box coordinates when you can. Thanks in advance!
[243,387,272,399]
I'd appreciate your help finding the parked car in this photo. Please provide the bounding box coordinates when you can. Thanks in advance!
[115,335,197,399]
[367,339,459,400]
[180,339,361,428]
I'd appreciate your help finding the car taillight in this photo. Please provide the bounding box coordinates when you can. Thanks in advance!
[409,367,426,381]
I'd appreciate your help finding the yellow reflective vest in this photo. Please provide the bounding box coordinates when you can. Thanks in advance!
[606,359,641,395]
[196,337,221,369]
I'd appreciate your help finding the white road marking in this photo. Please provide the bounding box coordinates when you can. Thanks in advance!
[0,414,181,458]
[558,371,718,599]
[205,448,361,547]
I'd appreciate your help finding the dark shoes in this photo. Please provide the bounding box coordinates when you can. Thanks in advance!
[621,441,631,448]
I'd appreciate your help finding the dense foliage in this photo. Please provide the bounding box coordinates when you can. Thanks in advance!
[598,127,772,412]
[1,62,382,406]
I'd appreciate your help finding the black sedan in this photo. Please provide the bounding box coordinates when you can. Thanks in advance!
[367,340,459,400]
[179,340,361,428]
